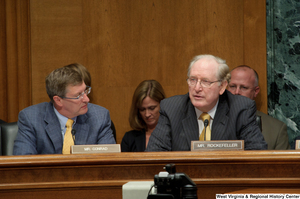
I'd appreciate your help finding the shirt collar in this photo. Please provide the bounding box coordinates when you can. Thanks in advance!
[53,105,77,130]
[195,99,219,120]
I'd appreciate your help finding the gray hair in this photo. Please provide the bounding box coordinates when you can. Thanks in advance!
[187,54,231,83]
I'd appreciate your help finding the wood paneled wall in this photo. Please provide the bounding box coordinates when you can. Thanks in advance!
[0,0,266,144]
[0,0,31,122]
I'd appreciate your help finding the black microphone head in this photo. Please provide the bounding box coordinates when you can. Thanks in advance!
[71,129,76,135]
[204,119,209,127]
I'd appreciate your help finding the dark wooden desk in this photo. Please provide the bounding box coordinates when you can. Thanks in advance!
[1,151,300,199]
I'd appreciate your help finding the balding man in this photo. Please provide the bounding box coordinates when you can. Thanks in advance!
[228,65,290,150]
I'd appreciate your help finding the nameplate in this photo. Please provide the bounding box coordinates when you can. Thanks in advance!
[71,144,121,154]
[296,140,300,150]
[191,140,244,151]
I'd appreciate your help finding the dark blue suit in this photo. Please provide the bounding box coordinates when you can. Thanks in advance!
[13,102,115,155]
[146,90,268,151]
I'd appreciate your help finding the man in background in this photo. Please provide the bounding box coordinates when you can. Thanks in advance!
[228,65,290,149]
[146,54,267,151]
[13,64,115,155]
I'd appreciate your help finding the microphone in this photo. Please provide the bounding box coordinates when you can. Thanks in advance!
[204,119,208,141]
[71,129,76,144]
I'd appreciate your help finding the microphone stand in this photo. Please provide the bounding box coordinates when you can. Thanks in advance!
[204,119,208,141]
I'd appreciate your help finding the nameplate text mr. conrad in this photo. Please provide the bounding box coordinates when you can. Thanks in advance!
[191,140,244,151]
[71,144,120,154]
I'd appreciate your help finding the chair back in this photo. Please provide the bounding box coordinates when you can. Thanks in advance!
[0,127,1,155]
[111,120,117,142]
[1,122,18,156]
[0,120,6,155]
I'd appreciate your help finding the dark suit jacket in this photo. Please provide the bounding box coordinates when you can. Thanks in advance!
[13,102,116,155]
[257,110,290,149]
[121,129,146,152]
[146,90,268,151]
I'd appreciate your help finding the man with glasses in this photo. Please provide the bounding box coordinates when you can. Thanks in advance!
[146,54,267,151]
[228,65,289,149]
[13,64,115,155]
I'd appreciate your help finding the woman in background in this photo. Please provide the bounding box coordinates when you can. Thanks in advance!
[121,80,165,152]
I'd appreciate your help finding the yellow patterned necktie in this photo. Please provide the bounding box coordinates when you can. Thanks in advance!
[199,113,211,141]
[62,119,74,154]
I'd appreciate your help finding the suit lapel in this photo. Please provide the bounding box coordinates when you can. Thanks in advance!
[182,100,199,149]
[212,93,229,140]
[73,114,89,144]
[44,103,63,153]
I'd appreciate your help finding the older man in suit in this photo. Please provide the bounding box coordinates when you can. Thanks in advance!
[13,64,115,155]
[228,65,290,149]
[146,54,267,151]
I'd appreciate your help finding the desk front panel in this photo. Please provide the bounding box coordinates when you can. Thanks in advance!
[1,151,299,199]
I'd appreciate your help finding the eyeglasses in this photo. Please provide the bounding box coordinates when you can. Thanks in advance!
[60,86,91,100]
[187,78,221,88]
[228,85,256,92]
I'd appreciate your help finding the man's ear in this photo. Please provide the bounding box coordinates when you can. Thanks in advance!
[219,81,228,95]
[254,86,260,98]
[53,96,63,107]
